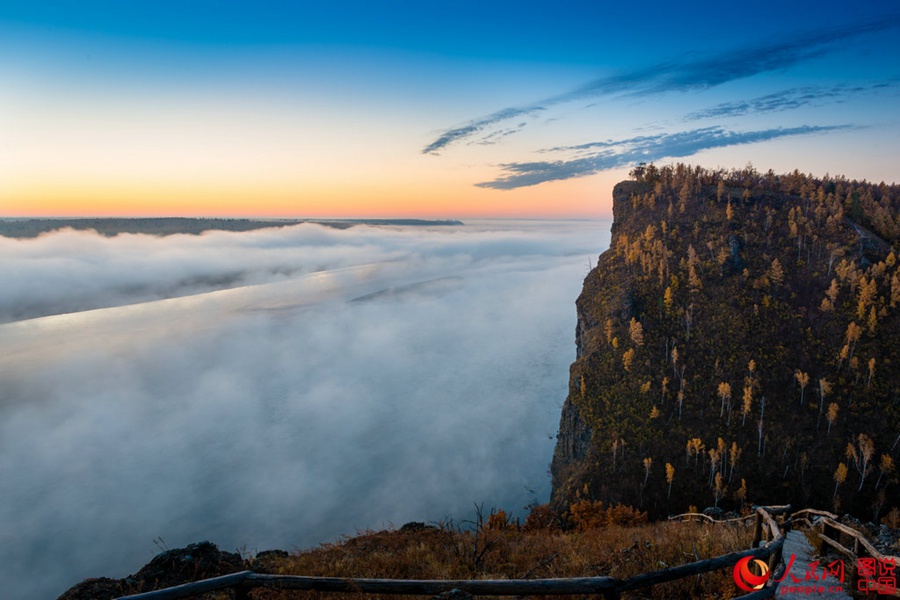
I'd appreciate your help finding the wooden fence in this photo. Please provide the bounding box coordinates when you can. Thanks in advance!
[114,505,791,600]
[799,510,900,597]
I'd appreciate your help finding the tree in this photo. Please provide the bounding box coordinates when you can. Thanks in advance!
[622,348,635,372]
[826,402,839,434]
[769,259,785,287]
[686,438,704,467]
[891,271,900,307]
[705,439,726,486]
[629,318,645,346]
[729,442,742,482]
[671,346,680,379]
[857,434,875,491]
[757,418,765,457]
[629,163,647,181]
[795,371,810,407]
[837,344,850,369]
[833,463,848,504]
[666,463,675,500]
[688,265,702,292]
[818,378,831,416]
[826,278,839,304]
[857,277,877,319]
[845,322,862,357]
[679,181,691,212]
[741,385,753,426]
[643,457,653,485]
[718,382,732,418]
[713,472,727,507]
[611,438,624,471]
[867,358,876,389]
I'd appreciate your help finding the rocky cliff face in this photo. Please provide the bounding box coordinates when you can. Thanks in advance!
[550,167,900,518]
[550,182,636,506]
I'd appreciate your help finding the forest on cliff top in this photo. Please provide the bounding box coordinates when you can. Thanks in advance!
[552,163,900,521]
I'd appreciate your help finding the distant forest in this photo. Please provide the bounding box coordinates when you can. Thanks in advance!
[0,217,464,238]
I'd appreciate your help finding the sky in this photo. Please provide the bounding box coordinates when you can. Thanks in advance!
[0,220,608,598]
[1,0,899,218]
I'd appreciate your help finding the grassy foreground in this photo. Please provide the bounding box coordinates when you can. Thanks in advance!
[250,505,754,600]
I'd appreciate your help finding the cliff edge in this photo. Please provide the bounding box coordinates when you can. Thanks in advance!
[551,165,900,518]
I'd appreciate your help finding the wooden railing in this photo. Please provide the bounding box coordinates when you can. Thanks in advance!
[114,506,791,600]
[818,515,889,561]
[808,512,900,597]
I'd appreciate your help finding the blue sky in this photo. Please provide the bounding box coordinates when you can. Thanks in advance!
[1,0,898,216]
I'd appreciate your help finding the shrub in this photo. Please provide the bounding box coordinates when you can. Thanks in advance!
[569,499,606,531]
[568,500,649,530]
[604,503,649,526]
[485,509,517,532]
[523,503,561,532]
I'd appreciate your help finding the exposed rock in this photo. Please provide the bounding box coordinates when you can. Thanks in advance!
[56,541,246,600]
[56,578,124,600]
[250,549,291,574]
[431,588,476,600]
[550,394,594,508]
[400,521,438,532]
[702,507,725,519]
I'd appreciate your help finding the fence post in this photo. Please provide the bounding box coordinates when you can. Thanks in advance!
[767,537,782,576]
[753,512,763,547]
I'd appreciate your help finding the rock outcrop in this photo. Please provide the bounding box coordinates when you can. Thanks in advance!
[57,541,245,600]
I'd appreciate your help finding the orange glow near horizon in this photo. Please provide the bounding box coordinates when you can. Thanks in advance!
[1,65,628,220]
[2,173,616,219]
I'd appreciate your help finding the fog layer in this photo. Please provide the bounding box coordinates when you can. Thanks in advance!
[0,220,610,599]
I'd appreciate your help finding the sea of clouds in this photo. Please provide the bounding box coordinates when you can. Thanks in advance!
[0,220,610,599]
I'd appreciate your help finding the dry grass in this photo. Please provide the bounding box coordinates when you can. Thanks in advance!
[250,511,754,600]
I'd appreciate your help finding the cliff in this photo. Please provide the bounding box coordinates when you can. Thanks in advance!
[551,165,900,519]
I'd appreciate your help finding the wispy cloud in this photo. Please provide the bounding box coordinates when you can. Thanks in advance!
[473,122,531,146]
[423,16,900,154]
[685,83,898,121]
[423,106,545,154]
[476,125,850,190]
